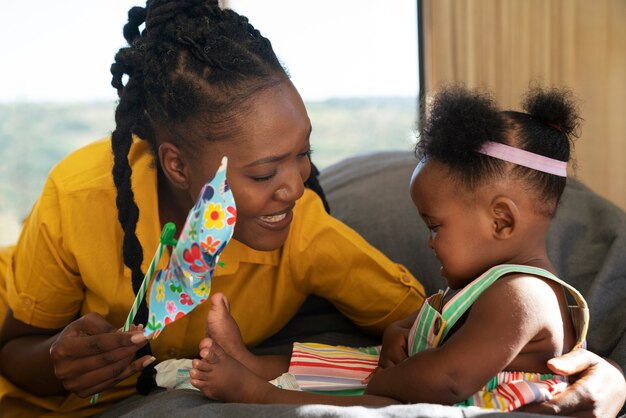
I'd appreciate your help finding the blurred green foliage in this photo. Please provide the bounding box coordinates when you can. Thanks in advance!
[0,98,417,244]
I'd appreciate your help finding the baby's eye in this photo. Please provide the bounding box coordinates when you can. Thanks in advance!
[427,225,439,237]
[298,148,313,158]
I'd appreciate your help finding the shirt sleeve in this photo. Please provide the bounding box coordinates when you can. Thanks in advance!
[288,191,426,335]
[6,175,84,329]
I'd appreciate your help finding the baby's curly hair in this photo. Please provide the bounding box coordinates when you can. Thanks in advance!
[416,84,581,217]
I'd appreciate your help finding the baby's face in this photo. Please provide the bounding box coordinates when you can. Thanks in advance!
[409,160,499,288]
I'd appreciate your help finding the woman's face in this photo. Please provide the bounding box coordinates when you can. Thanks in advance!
[184,80,312,251]
[409,159,496,288]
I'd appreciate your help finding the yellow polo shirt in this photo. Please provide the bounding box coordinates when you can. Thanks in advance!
[1,138,425,416]
[0,246,11,326]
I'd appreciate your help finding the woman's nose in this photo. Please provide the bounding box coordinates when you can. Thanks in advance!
[274,166,305,202]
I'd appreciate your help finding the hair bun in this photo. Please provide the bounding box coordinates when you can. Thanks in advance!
[420,85,504,166]
[522,86,580,137]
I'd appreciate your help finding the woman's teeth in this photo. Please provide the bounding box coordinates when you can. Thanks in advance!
[260,213,287,223]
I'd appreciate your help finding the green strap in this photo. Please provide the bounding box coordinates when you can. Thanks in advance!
[439,264,587,342]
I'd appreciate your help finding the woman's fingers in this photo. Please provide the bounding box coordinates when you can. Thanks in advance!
[546,348,601,375]
[519,349,626,417]
[52,331,147,363]
[52,336,147,378]
[67,312,119,336]
[546,348,599,375]
[70,355,156,398]
[49,312,151,395]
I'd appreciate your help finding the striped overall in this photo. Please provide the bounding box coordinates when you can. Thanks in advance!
[407,264,589,410]
[288,264,589,411]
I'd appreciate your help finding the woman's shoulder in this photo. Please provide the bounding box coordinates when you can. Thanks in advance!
[48,137,153,195]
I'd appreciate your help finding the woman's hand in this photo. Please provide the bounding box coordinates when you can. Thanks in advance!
[519,349,626,417]
[49,313,154,398]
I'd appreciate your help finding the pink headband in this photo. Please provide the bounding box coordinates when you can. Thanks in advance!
[478,141,567,177]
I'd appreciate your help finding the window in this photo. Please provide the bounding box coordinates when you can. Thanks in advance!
[0,1,419,245]
[228,0,419,167]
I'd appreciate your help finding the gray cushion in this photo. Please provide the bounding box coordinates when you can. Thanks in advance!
[320,151,441,294]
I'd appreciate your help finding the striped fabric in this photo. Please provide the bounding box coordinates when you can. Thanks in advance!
[287,264,589,411]
[407,290,447,354]
[408,264,588,356]
[287,343,380,394]
[458,372,568,411]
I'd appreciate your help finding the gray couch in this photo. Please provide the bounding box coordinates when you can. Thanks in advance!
[100,151,626,417]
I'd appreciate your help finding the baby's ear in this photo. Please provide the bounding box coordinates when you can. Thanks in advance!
[159,142,191,190]
[490,196,519,239]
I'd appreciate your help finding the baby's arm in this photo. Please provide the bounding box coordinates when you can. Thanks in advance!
[366,274,561,404]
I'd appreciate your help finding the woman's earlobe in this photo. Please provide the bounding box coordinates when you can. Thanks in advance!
[159,142,190,190]
[491,197,519,239]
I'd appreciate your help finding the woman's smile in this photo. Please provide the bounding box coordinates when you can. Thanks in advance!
[256,205,294,230]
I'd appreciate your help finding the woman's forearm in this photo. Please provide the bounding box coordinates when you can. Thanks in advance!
[1,333,66,396]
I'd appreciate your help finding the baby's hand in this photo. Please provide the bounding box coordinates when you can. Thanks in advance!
[378,320,409,368]
[361,366,381,384]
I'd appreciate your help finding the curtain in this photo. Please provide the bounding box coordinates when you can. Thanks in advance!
[421,0,626,210]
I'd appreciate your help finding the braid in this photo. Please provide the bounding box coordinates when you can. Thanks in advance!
[111,59,149,326]
[123,6,148,43]
[110,5,159,393]
[110,1,155,327]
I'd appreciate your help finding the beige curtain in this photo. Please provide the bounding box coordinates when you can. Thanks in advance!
[422,0,626,210]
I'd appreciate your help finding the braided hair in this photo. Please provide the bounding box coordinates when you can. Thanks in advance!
[110,0,329,393]
[416,85,580,217]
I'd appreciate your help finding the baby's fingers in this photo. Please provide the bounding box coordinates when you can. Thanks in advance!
[361,366,381,384]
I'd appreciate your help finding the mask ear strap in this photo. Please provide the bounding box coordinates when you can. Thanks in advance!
[478,141,567,177]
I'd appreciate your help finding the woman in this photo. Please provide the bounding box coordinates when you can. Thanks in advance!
[0,1,622,417]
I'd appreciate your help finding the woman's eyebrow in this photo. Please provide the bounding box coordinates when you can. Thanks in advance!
[244,152,290,168]
[244,126,313,168]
